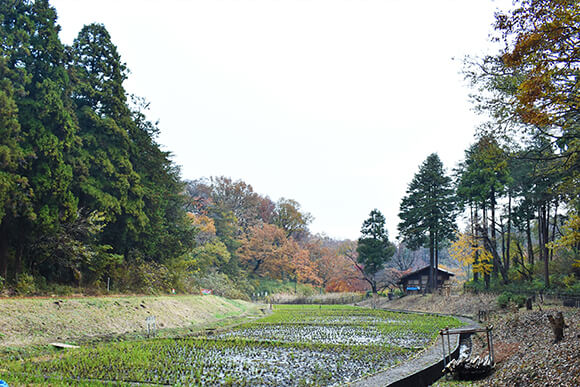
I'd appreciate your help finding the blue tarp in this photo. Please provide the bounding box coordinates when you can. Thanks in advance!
[406,287,419,291]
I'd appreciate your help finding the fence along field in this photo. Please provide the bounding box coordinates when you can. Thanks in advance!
[3,305,462,386]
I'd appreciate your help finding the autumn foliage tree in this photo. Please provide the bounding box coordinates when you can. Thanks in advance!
[307,238,366,292]
[237,223,320,286]
[461,0,580,290]
[272,198,313,240]
[449,231,494,280]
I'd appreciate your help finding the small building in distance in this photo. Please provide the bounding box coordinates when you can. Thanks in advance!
[398,266,455,294]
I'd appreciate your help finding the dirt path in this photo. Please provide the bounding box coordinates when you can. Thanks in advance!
[360,292,580,386]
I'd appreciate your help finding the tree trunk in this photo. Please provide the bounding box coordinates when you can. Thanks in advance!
[547,312,567,343]
[505,192,512,275]
[429,230,435,293]
[435,234,439,291]
[500,221,507,283]
[526,218,534,266]
[482,205,490,289]
[538,204,549,287]
[514,240,532,281]
[550,200,558,261]
[479,228,508,284]
[490,188,498,280]
[472,204,479,282]
[0,224,8,280]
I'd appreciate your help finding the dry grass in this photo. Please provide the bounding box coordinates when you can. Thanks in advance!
[0,295,258,348]
[359,292,497,319]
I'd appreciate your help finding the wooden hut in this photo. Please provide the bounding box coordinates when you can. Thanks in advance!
[398,266,455,294]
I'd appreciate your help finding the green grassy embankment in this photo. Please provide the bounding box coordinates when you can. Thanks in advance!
[0,294,260,349]
[1,305,462,386]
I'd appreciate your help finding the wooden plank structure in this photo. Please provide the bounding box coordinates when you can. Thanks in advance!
[50,342,80,349]
[440,326,495,379]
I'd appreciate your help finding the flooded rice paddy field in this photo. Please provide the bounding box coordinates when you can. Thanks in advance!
[5,305,461,386]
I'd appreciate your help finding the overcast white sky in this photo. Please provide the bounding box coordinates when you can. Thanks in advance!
[51,0,512,241]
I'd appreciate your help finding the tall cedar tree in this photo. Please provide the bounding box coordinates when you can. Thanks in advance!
[0,0,80,280]
[356,209,395,296]
[69,23,146,256]
[0,56,34,278]
[0,2,193,286]
[398,153,456,292]
[70,23,193,265]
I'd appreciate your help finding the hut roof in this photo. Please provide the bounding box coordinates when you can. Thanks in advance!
[398,266,455,284]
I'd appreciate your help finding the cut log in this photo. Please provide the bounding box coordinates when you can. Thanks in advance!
[547,311,568,343]
[444,354,494,379]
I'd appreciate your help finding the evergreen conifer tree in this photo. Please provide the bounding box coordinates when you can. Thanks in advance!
[356,209,395,297]
[398,153,456,292]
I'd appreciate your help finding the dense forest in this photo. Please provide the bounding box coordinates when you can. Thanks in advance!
[399,0,580,294]
[449,0,580,293]
[0,0,578,297]
[365,0,580,296]
[0,0,373,297]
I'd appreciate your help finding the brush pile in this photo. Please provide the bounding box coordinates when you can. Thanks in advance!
[444,355,494,379]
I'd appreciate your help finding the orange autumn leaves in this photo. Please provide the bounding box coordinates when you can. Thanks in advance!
[236,223,363,291]
[238,223,302,280]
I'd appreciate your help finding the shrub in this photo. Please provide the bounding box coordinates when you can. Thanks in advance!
[497,291,527,308]
[497,291,513,308]
[190,271,251,301]
[111,259,172,294]
[512,294,527,308]
[463,279,486,293]
[15,273,36,295]
[562,274,578,289]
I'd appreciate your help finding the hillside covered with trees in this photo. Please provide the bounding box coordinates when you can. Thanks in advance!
[0,0,578,299]
[0,0,379,297]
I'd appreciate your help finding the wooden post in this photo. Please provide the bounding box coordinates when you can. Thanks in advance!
[446,327,451,362]
[440,330,447,367]
[488,326,495,364]
[486,325,492,362]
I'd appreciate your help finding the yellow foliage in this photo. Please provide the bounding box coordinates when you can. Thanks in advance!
[547,213,580,267]
[449,231,494,275]
[187,212,216,235]
[472,249,494,276]
[449,232,474,267]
